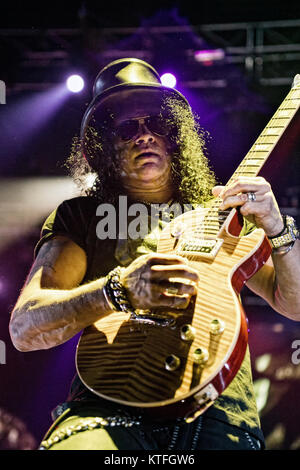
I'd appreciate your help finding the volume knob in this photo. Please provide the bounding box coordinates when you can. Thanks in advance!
[210,319,225,335]
[180,324,196,342]
[165,355,181,371]
[193,347,209,365]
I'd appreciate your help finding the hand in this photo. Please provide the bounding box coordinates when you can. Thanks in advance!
[119,253,199,311]
[212,176,284,237]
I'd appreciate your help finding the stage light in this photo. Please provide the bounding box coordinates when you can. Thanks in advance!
[161,73,177,88]
[66,75,84,93]
[194,49,225,65]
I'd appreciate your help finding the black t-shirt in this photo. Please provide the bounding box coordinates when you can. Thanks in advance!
[35,195,264,442]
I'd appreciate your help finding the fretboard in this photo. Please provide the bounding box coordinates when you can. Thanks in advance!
[197,76,300,238]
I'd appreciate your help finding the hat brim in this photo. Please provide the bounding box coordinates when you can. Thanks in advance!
[81,84,188,135]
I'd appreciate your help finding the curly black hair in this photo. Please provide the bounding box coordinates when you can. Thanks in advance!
[65,95,216,206]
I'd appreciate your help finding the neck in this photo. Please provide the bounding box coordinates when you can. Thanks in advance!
[123,180,175,204]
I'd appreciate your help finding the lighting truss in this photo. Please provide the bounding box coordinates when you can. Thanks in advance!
[1,19,300,93]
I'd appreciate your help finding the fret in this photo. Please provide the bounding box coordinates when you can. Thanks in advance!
[246,149,270,154]
[203,229,219,234]
[204,214,220,220]
[244,153,266,158]
[236,171,258,176]
[277,106,298,110]
[238,168,261,175]
[195,229,220,236]
[202,222,221,228]
[202,221,220,226]
[195,227,219,232]
[263,125,285,129]
[246,148,271,154]
[218,211,231,219]
[203,221,223,228]
[271,117,294,123]
[277,104,298,109]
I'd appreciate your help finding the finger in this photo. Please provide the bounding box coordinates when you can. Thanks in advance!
[158,280,198,296]
[220,179,270,199]
[150,265,199,283]
[239,199,271,217]
[146,254,187,266]
[156,291,191,309]
[220,192,263,210]
[212,185,225,197]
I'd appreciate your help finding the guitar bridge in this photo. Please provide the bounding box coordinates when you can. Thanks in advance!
[178,238,224,259]
[130,309,177,327]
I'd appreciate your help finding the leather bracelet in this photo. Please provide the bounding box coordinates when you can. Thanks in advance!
[104,267,136,314]
[268,216,286,239]
[268,215,299,249]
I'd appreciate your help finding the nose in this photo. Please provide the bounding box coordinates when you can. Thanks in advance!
[135,122,155,146]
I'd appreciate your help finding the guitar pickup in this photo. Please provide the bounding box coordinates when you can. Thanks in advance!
[177,238,224,259]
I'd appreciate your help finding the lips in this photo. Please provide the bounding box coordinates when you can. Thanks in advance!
[135,151,160,161]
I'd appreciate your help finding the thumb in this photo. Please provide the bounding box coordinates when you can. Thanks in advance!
[212,185,225,197]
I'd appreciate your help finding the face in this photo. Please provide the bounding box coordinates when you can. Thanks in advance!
[112,112,173,190]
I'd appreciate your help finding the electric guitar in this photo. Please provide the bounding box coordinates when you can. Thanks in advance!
[76,75,300,423]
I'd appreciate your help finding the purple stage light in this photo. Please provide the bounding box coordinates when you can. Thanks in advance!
[194,49,225,65]
[160,73,177,88]
[66,75,84,93]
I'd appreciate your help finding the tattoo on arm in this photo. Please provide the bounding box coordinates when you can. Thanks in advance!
[26,237,74,285]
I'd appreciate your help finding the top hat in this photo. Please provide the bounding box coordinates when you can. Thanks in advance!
[80,58,189,170]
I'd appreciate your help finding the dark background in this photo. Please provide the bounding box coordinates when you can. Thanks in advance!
[1,0,300,27]
[0,0,300,450]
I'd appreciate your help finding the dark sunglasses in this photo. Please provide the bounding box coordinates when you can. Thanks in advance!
[112,115,170,142]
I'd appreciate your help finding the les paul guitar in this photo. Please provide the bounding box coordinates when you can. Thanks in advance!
[76,75,300,423]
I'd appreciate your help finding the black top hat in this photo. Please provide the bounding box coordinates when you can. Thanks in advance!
[80,58,189,170]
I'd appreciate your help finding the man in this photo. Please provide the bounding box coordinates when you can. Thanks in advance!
[9,58,300,450]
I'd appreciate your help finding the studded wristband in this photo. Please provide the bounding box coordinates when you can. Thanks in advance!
[268,215,299,250]
[104,266,136,314]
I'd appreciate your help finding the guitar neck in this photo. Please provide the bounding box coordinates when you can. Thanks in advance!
[227,81,300,185]
[202,76,300,236]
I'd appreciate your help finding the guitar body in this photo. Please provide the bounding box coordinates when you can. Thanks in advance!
[76,208,271,422]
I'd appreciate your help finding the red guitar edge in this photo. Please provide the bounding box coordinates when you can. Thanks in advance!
[137,215,272,423]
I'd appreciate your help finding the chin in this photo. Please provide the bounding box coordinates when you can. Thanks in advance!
[138,166,164,183]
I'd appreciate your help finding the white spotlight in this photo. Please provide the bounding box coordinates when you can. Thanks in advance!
[66,75,84,93]
[160,73,177,88]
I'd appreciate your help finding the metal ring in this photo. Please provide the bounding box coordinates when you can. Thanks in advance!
[166,286,179,295]
[247,191,256,202]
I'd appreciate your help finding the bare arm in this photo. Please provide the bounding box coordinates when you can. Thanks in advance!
[9,236,113,352]
[246,242,300,320]
[9,236,199,352]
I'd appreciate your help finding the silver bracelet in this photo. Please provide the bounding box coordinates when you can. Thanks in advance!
[104,267,136,314]
[102,283,117,311]
[272,241,295,256]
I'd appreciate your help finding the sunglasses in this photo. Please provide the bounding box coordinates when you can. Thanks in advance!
[112,115,170,142]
